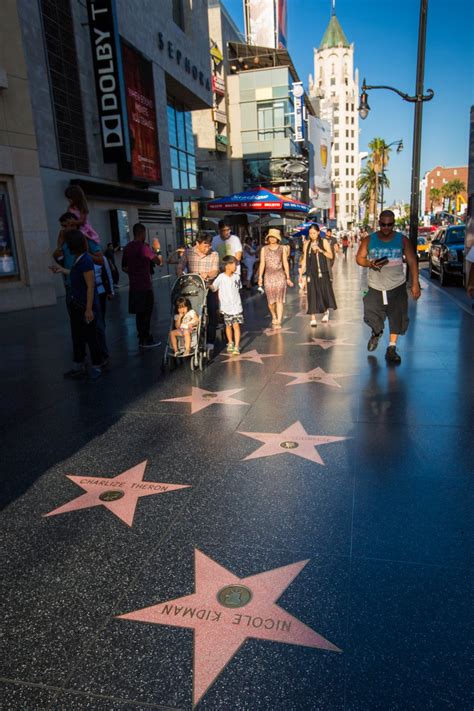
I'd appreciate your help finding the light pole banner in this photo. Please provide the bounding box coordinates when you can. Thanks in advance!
[292,82,305,143]
[308,115,331,209]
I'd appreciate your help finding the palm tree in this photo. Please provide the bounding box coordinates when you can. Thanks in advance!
[368,138,392,227]
[441,182,454,214]
[448,179,466,214]
[429,187,441,212]
[357,161,390,224]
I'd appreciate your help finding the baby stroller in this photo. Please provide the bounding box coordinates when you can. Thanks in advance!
[161,273,209,372]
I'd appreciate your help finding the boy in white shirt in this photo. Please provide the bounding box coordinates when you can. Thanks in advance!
[211,256,243,355]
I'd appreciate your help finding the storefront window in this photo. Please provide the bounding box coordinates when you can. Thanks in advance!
[0,186,19,277]
[174,199,199,247]
[167,98,197,190]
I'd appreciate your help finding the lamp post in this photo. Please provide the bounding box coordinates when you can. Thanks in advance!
[380,139,403,212]
[357,0,434,273]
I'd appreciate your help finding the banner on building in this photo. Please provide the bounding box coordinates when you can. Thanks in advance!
[121,42,161,183]
[86,0,130,163]
[308,115,331,209]
[292,82,305,143]
[277,0,288,48]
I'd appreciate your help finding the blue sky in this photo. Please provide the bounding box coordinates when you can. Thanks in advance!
[223,0,474,204]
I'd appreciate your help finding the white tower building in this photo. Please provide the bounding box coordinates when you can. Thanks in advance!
[309,5,359,230]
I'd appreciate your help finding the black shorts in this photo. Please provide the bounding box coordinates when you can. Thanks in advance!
[363,283,409,336]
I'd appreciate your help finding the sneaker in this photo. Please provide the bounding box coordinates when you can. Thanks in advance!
[232,346,241,355]
[310,319,317,327]
[367,331,382,352]
[226,341,234,352]
[321,311,329,323]
[385,345,401,364]
[89,367,102,381]
[140,337,161,349]
[63,368,86,380]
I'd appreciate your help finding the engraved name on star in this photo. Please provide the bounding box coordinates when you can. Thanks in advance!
[238,420,350,465]
[117,549,340,706]
[44,461,190,526]
[161,387,248,414]
[277,366,353,388]
[297,337,355,350]
[219,349,280,365]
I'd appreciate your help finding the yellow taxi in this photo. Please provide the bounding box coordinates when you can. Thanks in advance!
[416,237,430,260]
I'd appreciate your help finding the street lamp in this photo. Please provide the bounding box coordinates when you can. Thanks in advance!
[380,139,403,212]
[357,0,434,274]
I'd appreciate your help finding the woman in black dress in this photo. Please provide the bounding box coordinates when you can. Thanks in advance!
[301,224,337,326]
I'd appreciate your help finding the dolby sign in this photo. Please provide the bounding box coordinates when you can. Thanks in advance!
[86,0,130,163]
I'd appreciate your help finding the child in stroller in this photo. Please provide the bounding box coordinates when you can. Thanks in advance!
[169,297,199,355]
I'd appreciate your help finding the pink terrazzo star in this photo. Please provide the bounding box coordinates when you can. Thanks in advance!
[263,326,296,336]
[297,337,354,350]
[44,461,190,527]
[277,366,352,388]
[117,549,340,706]
[161,386,248,414]
[219,349,280,365]
[239,420,350,464]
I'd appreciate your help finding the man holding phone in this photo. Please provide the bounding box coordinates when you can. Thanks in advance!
[356,210,421,364]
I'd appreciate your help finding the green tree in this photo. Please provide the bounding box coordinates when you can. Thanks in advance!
[441,182,454,213]
[357,161,390,223]
[448,179,466,214]
[368,138,392,226]
[429,187,441,212]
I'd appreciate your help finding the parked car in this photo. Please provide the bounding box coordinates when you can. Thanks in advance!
[428,225,465,285]
[416,237,430,260]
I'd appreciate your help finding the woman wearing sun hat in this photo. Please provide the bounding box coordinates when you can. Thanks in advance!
[258,228,293,328]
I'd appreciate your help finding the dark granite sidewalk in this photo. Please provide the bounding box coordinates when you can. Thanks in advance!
[1,257,473,710]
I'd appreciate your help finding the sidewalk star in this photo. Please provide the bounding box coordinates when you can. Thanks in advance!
[117,549,341,706]
[277,366,352,388]
[297,337,354,350]
[44,461,190,527]
[161,387,248,414]
[239,421,350,464]
[219,349,280,364]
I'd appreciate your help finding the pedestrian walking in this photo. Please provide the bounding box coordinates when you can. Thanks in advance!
[356,209,421,364]
[212,220,243,274]
[122,222,163,349]
[258,228,293,328]
[301,224,337,326]
[105,242,120,286]
[325,227,339,281]
[177,233,219,350]
[341,233,349,259]
[242,237,257,289]
[211,256,243,355]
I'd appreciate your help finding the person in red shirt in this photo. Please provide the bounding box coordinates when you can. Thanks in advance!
[122,223,163,349]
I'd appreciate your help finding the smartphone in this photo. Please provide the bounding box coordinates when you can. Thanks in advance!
[373,257,389,268]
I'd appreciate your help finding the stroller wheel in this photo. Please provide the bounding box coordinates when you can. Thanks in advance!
[198,351,204,371]
[190,356,196,371]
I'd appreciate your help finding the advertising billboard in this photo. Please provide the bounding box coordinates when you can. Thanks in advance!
[245,0,275,48]
[277,0,288,49]
[121,42,161,183]
[292,82,305,143]
[308,115,332,210]
[86,0,130,163]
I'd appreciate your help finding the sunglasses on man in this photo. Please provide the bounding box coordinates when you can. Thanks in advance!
[380,222,394,227]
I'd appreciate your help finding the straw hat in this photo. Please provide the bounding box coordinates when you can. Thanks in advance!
[265,228,282,242]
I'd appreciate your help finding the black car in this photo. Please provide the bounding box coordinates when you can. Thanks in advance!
[428,225,465,286]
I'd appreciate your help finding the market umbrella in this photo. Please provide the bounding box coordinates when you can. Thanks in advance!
[208,187,309,243]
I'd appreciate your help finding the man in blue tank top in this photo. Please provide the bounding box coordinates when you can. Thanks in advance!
[356,210,421,364]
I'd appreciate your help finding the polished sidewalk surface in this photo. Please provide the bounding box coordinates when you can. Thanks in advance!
[1,257,473,710]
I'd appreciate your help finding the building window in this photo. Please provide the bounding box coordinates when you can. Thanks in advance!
[40,0,89,173]
[454,169,457,175]
[167,98,197,190]
[257,101,286,141]
[174,199,199,247]
[0,185,19,277]
[330,77,335,86]
[334,156,339,163]
[436,170,440,176]
[172,0,185,31]
[334,143,339,150]
[334,168,339,176]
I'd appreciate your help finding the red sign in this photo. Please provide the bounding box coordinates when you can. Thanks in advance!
[122,42,161,183]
